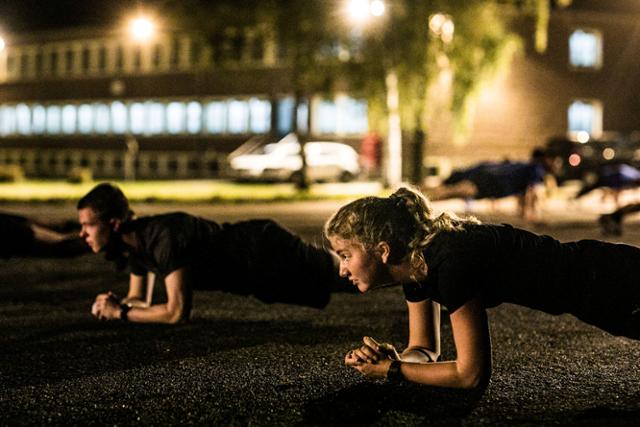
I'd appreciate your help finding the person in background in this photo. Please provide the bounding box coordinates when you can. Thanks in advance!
[575,163,640,207]
[0,212,88,259]
[422,148,560,222]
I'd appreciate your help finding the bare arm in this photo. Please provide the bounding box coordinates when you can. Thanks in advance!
[126,268,191,324]
[119,273,148,307]
[348,297,491,389]
[95,268,192,324]
[403,299,441,361]
[521,184,545,222]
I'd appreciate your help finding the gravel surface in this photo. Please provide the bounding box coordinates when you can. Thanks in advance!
[2,200,640,426]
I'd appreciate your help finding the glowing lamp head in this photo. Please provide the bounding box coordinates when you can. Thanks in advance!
[370,0,385,17]
[130,17,155,42]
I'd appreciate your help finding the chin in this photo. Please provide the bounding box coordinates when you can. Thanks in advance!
[356,283,369,293]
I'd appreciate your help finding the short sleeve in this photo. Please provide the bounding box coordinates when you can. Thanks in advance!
[128,255,148,277]
[402,282,430,302]
[430,252,485,313]
[149,227,190,276]
[438,256,479,313]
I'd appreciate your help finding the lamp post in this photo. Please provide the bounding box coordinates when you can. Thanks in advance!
[345,0,403,188]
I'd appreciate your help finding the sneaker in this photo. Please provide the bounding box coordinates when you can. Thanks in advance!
[599,213,622,236]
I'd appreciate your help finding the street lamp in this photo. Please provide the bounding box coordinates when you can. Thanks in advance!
[345,0,406,187]
[346,0,385,24]
[129,16,155,42]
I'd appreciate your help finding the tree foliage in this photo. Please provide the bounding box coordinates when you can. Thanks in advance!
[158,0,569,142]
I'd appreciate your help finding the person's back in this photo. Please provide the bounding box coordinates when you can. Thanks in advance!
[406,223,640,337]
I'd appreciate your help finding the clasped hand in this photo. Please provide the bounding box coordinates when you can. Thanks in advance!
[92,291,121,320]
[344,336,395,379]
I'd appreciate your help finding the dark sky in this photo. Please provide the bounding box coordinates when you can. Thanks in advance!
[0,0,147,32]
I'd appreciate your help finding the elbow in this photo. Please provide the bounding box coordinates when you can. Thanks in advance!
[165,306,187,324]
[457,365,491,390]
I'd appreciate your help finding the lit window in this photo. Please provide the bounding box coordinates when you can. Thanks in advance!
[167,102,186,134]
[16,104,31,135]
[61,105,77,134]
[186,102,202,134]
[277,98,294,135]
[46,105,61,134]
[313,96,368,135]
[249,98,271,133]
[32,105,46,134]
[569,29,602,69]
[205,101,227,134]
[568,99,602,136]
[111,101,128,134]
[315,100,338,134]
[94,104,110,134]
[147,102,165,134]
[0,106,16,136]
[78,104,94,134]
[228,100,249,134]
[129,102,147,134]
[342,97,368,134]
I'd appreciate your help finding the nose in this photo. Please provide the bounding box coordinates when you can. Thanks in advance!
[79,227,87,238]
[339,262,349,277]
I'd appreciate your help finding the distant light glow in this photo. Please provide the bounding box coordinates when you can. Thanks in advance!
[347,0,371,23]
[0,37,5,52]
[441,20,455,44]
[130,17,155,42]
[370,0,385,17]
[568,153,581,167]
[576,130,590,143]
[602,147,615,160]
[429,13,454,44]
[429,14,446,34]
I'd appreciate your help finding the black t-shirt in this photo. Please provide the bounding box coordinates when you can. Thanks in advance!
[128,212,223,280]
[403,224,640,334]
[125,213,336,309]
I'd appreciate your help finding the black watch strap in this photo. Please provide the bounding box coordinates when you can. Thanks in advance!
[120,304,131,322]
[387,360,404,382]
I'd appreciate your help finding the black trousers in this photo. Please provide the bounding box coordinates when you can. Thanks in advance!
[206,220,348,309]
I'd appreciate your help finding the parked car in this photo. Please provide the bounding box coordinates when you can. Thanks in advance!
[227,133,361,183]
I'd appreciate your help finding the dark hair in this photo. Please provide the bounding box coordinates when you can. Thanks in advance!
[324,187,478,269]
[77,182,133,223]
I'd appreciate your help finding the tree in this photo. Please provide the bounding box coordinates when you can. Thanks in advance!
[162,0,344,190]
[159,0,571,186]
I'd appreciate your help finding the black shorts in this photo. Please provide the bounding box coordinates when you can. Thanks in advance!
[206,220,333,309]
[569,240,640,340]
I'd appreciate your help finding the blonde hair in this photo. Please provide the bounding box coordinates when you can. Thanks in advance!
[324,186,479,271]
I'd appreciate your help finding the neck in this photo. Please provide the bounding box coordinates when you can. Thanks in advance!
[388,261,427,285]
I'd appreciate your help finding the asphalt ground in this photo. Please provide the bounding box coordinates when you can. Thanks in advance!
[2,196,640,426]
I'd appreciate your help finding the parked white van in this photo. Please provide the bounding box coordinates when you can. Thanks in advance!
[227,134,360,183]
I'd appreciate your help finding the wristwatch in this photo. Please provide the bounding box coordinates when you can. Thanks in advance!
[386,360,404,383]
[119,304,131,322]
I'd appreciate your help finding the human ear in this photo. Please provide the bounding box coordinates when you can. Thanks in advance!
[376,242,391,264]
